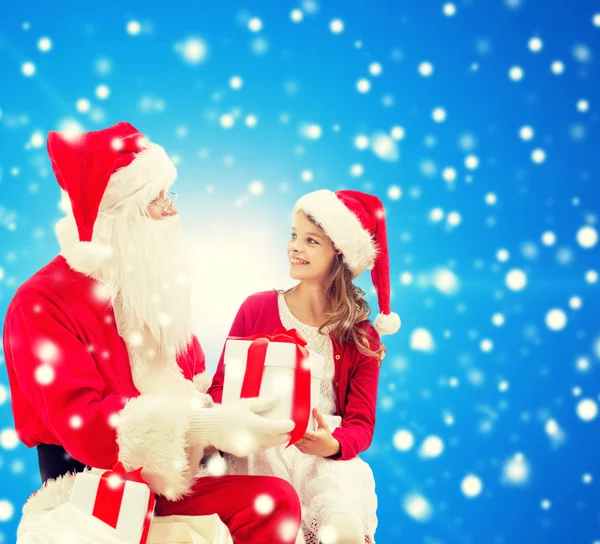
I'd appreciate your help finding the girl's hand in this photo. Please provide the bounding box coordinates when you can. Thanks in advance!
[294,408,341,457]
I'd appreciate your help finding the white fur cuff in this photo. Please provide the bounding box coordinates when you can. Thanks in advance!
[116,393,197,500]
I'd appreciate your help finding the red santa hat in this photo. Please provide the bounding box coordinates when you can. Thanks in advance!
[294,189,401,335]
[48,121,177,274]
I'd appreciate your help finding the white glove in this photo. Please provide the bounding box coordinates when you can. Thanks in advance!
[188,396,295,457]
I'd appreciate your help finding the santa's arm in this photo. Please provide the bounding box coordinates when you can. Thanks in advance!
[5,299,203,500]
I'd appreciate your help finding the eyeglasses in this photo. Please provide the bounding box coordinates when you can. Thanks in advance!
[149,191,178,211]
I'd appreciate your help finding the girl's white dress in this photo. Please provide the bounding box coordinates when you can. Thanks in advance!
[227,294,378,544]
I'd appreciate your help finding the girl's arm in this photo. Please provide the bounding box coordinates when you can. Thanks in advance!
[330,327,381,460]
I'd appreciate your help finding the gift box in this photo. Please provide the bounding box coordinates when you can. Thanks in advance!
[69,463,156,544]
[221,328,324,446]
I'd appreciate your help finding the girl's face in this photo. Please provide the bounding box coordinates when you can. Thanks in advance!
[288,212,337,283]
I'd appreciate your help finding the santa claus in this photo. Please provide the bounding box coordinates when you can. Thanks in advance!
[2,122,301,543]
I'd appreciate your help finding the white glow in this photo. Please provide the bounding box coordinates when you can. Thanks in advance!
[528,37,543,52]
[502,453,530,485]
[0,429,19,450]
[76,98,91,113]
[387,185,402,200]
[519,126,534,141]
[545,308,567,331]
[419,61,434,77]
[22,62,36,76]
[577,398,598,421]
[254,494,275,515]
[410,328,435,352]
[177,37,208,64]
[391,126,405,140]
[541,231,556,246]
[248,17,263,32]
[126,21,141,35]
[419,435,444,458]
[0,500,13,522]
[551,60,565,74]
[96,85,110,100]
[443,3,457,16]
[492,313,505,326]
[369,62,383,76]
[465,155,479,170]
[371,133,399,161]
[220,114,235,129]
[461,474,483,498]
[432,107,447,122]
[531,148,546,164]
[577,226,598,249]
[300,123,322,140]
[393,429,414,451]
[403,493,432,522]
[356,78,371,93]
[230,76,243,90]
[506,269,527,291]
[509,66,524,81]
[433,268,459,295]
[330,19,344,34]
[187,224,289,355]
[38,37,52,52]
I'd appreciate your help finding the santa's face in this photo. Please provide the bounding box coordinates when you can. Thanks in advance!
[56,189,193,357]
[147,190,179,220]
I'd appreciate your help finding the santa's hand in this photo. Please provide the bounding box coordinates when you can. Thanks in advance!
[188,397,295,457]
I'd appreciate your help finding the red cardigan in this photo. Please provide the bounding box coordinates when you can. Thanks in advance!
[207,291,381,461]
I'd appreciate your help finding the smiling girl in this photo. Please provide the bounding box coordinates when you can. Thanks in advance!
[208,189,400,543]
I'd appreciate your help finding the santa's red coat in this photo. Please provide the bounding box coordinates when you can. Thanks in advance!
[3,256,208,497]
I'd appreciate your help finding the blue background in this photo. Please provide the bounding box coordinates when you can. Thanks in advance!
[1,0,600,542]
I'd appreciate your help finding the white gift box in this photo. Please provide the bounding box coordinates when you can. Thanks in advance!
[222,338,324,433]
[69,471,154,544]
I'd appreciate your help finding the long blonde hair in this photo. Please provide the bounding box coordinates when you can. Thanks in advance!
[284,216,385,363]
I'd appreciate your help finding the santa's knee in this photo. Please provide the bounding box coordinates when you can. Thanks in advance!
[257,477,301,538]
[320,513,364,544]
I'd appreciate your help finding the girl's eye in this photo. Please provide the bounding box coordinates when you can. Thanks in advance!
[308,238,318,244]
[290,233,297,239]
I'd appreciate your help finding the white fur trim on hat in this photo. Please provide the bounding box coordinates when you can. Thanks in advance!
[55,214,112,276]
[101,142,177,212]
[374,311,401,335]
[60,241,113,277]
[294,189,376,276]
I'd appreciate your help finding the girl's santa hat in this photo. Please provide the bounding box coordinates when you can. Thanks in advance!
[48,121,177,275]
[294,189,401,335]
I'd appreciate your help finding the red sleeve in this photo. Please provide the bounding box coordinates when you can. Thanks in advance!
[191,335,206,375]
[207,299,250,403]
[4,300,127,469]
[331,327,381,461]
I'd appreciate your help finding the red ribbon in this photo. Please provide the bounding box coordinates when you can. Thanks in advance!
[229,328,312,447]
[92,462,156,544]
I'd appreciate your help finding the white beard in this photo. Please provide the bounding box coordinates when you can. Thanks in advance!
[57,211,193,360]
[95,213,194,359]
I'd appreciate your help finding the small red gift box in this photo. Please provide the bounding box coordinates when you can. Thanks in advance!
[69,462,156,544]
